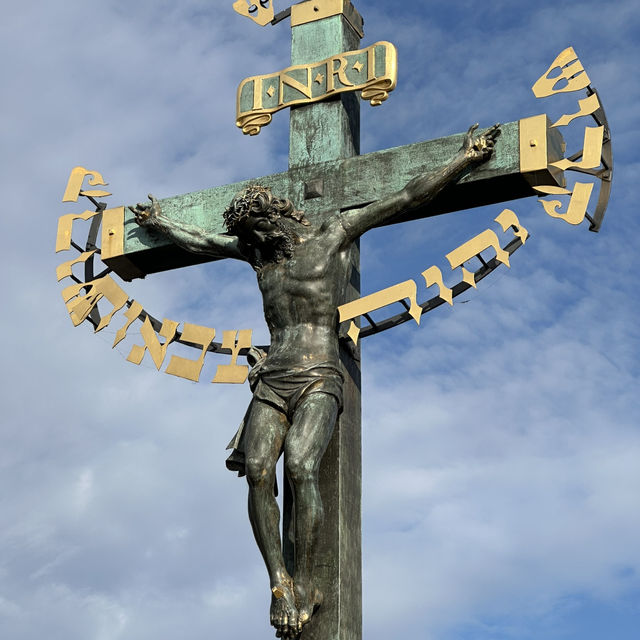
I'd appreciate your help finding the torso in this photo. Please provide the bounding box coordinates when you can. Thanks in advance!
[256,215,353,372]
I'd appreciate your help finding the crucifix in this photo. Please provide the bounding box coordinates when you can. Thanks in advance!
[60,1,612,638]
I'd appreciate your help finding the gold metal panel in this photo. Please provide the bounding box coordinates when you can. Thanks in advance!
[291,0,364,37]
[520,114,550,173]
[236,41,397,135]
[539,182,594,225]
[62,166,111,202]
[212,330,253,384]
[551,126,604,171]
[552,93,600,128]
[127,317,180,369]
[101,206,125,261]
[166,323,217,382]
[532,46,591,98]
[338,280,421,345]
[56,210,99,252]
[62,275,129,332]
[56,250,96,282]
[519,114,565,186]
[232,0,274,26]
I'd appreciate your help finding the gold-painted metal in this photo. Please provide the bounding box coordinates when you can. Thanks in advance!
[338,211,529,344]
[533,185,572,196]
[62,167,111,202]
[538,182,594,225]
[100,206,125,262]
[532,46,591,98]
[338,280,422,345]
[551,125,604,172]
[291,0,364,38]
[353,60,363,73]
[56,210,100,252]
[236,41,397,135]
[112,301,144,348]
[519,114,565,187]
[62,275,129,332]
[446,228,511,288]
[232,0,274,26]
[166,323,217,382]
[127,317,180,369]
[494,208,529,246]
[212,330,253,384]
[552,93,600,128]
[420,266,453,306]
[56,250,96,282]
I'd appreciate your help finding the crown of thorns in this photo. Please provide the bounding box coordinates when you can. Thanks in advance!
[223,185,308,234]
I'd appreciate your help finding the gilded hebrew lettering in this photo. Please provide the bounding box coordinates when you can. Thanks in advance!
[494,209,529,245]
[61,275,129,331]
[538,181,594,225]
[420,266,453,305]
[166,323,217,382]
[212,330,253,384]
[62,167,111,203]
[338,280,422,345]
[551,125,604,171]
[532,46,591,98]
[232,0,274,27]
[552,93,600,127]
[56,250,96,282]
[112,301,144,348]
[127,317,180,369]
[445,229,511,288]
[56,210,100,252]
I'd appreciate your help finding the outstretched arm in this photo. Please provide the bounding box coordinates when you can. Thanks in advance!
[130,195,247,261]
[340,124,501,241]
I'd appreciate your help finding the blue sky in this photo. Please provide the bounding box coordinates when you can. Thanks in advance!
[1,1,639,639]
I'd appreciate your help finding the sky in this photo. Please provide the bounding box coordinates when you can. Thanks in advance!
[1,1,639,639]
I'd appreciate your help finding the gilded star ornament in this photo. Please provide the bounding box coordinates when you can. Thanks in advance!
[314,72,325,84]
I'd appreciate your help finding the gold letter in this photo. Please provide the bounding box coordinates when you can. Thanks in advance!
[62,167,111,203]
[532,47,591,98]
[279,68,312,105]
[539,181,594,225]
[212,330,253,384]
[446,229,511,287]
[112,301,144,348]
[232,0,274,26]
[166,324,217,383]
[327,56,354,93]
[420,266,453,306]
[127,317,180,369]
[552,93,600,127]
[338,280,422,344]
[56,210,100,253]
[61,275,129,331]
[56,251,96,282]
[494,209,529,245]
[551,126,604,171]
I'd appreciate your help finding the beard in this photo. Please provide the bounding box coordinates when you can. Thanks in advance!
[253,218,297,268]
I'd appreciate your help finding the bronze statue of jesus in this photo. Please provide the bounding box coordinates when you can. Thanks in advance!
[131,123,499,639]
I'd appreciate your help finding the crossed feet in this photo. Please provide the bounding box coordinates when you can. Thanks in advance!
[270,575,323,639]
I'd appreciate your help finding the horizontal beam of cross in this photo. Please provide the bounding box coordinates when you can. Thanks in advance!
[103,116,564,281]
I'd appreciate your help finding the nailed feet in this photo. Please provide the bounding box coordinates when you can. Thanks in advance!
[270,578,323,638]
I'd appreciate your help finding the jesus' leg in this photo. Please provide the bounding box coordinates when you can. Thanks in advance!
[284,392,340,631]
[243,400,298,638]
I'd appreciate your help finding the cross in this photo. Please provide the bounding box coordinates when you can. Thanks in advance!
[99,2,565,638]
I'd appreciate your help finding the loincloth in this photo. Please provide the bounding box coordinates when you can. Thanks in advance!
[225,362,344,478]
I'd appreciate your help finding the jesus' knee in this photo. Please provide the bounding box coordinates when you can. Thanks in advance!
[245,455,276,489]
[285,455,317,488]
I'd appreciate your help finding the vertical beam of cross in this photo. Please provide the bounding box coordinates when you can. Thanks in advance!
[281,7,364,640]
